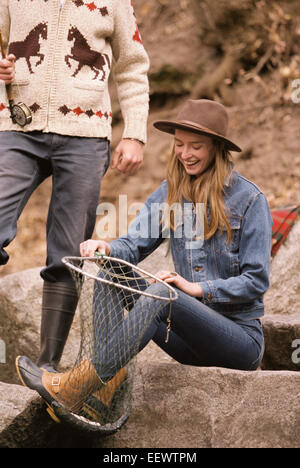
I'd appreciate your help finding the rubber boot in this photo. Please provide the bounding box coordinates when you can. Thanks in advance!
[37,281,78,373]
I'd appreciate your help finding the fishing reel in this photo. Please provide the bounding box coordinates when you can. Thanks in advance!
[0,31,32,127]
[7,95,32,127]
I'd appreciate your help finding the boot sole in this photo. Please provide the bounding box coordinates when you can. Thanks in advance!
[45,404,61,423]
[52,400,131,435]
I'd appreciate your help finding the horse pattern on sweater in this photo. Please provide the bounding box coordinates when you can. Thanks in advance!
[8,23,48,74]
[65,26,111,81]
[0,0,149,142]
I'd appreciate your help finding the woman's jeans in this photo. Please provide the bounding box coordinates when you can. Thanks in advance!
[92,277,265,381]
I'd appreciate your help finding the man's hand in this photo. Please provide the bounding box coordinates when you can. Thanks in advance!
[111,138,144,174]
[0,54,16,84]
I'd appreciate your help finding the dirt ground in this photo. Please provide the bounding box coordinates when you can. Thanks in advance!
[0,0,299,278]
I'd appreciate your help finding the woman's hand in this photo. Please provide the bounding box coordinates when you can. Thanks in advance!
[80,239,111,257]
[152,270,203,298]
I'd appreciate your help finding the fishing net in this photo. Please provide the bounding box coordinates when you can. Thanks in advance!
[47,254,178,434]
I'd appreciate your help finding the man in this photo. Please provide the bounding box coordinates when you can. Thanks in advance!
[0,0,149,372]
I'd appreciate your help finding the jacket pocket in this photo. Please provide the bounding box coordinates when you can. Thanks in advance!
[213,217,241,277]
[73,80,105,92]
[229,217,242,252]
[12,79,30,86]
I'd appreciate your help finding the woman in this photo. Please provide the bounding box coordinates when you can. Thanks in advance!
[16,99,273,413]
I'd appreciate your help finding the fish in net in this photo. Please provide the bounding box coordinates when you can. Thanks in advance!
[46,254,179,433]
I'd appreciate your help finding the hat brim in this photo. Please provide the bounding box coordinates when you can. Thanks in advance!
[153,120,242,153]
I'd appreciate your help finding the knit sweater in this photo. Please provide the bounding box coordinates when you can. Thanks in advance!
[0,0,150,142]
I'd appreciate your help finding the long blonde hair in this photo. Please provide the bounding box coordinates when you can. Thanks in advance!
[166,139,234,243]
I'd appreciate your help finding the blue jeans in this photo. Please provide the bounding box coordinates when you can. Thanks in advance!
[92,280,265,381]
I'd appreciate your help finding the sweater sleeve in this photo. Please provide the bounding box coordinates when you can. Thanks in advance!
[0,0,10,54]
[111,0,150,144]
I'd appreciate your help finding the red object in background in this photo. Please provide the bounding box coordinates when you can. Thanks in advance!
[270,205,300,257]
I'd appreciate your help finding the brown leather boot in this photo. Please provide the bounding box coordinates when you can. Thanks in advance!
[92,367,127,407]
[42,359,104,412]
[81,367,128,423]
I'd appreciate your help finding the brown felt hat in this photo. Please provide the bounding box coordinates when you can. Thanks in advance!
[153,99,242,152]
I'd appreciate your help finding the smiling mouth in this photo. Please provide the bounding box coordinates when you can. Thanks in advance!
[184,160,200,167]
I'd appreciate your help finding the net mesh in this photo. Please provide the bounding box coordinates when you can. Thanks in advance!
[52,255,178,432]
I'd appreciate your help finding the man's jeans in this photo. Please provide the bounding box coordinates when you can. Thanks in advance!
[0,131,110,282]
[92,280,265,381]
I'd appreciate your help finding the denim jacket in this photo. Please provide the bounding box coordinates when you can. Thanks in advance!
[110,171,273,320]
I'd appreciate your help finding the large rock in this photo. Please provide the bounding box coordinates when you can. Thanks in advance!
[0,238,299,448]
[0,363,299,448]
[0,268,42,384]
[261,314,300,371]
[100,363,300,449]
[0,268,81,384]
[0,383,85,448]
[0,382,36,433]
[265,220,300,315]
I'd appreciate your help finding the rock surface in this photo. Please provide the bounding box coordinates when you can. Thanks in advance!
[264,220,300,316]
[100,363,300,449]
[0,267,81,384]
[1,364,299,448]
[0,227,299,447]
[0,382,36,434]
[261,314,300,371]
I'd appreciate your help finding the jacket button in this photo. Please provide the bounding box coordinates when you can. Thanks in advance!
[194,266,203,272]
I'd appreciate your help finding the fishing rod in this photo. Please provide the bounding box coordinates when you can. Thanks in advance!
[0,31,32,127]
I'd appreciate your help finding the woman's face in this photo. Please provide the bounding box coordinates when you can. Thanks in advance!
[174,129,214,176]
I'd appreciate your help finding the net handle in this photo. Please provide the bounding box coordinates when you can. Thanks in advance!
[62,255,179,302]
